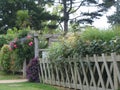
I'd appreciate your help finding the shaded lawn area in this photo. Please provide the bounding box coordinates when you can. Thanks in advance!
[0,71,23,80]
[0,82,58,90]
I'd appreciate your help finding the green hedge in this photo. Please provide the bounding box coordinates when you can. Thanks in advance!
[48,27,120,61]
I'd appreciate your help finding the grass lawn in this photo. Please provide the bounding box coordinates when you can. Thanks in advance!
[0,71,59,90]
[0,71,23,80]
[0,82,58,90]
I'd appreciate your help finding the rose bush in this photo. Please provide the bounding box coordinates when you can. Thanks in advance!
[9,34,34,69]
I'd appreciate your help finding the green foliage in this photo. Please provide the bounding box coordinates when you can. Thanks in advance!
[0,36,7,50]
[17,29,30,39]
[0,45,12,73]
[0,28,35,73]
[48,33,80,61]
[81,27,120,41]
[16,10,30,28]
[107,0,120,25]
[81,27,101,41]
[108,12,120,25]
[48,42,64,61]
[7,28,34,69]
[48,27,120,61]
[0,71,22,80]
[38,36,48,49]
[5,28,18,43]
[0,0,60,33]
[11,35,34,68]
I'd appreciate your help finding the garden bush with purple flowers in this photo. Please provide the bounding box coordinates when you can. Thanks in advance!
[26,57,40,82]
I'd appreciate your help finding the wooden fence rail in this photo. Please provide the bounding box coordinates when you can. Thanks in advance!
[38,53,120,90]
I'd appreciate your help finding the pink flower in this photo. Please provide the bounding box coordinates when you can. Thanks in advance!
[27,35,32,39]
[10,42,14,46]
[9,48,13,51]
[13,44,17,48]
[28,41,33,46]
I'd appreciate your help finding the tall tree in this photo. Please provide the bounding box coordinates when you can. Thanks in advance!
[107,0,120,25]
[35,0,54,6]
[54,0,115,33]
[0,0,59,34]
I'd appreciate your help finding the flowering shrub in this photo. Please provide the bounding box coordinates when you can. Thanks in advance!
[9,35,34,68]
[48,31,120,62]
[0,45,13,73]
[0,35,7,50]
[26,57,40,82]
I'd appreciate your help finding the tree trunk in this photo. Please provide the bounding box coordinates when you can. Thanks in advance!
[63,0,69,34]
[37,0,42,6]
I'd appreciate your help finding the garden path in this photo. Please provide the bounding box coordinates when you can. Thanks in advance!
[0,79,28,83]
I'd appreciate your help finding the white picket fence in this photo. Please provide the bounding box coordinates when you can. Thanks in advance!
[38,53,120,90]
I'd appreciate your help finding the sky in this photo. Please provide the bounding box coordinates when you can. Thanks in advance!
[93,6,116,29]
[69,1,116,30]
[46,0,116,30]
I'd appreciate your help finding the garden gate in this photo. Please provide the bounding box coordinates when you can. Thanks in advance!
[34,33,120,90]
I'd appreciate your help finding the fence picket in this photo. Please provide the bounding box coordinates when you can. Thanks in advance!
[60,67,65,87]
[94,54,105,90]
[65,64,70,88]
[102,54,114,90]
[46,61,51,84]
[79,56,90,90]
[111,53,119,89]
[69,62,75,87]
[74,61,78,89]
[86,55,97,90]
[43,58,47,83]
[55,65,60,86]
[39,58,44,83]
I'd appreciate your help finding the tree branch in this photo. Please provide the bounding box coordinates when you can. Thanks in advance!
[67,0,72,13]
[58,21,63,31]
[69,0,85,14]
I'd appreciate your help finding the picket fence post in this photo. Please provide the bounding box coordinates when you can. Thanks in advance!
[23,59,26,78]
[34,33,39,58]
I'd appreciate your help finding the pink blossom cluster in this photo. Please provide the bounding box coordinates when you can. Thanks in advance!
[9,35,33,50]
[28,41,33,46]
[9,42,17,50]
[27,35,32,39]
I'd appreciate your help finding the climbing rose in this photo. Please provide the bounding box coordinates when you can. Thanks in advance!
[28,41,33,46]
[13,44,17,48]
[27,35,32,39]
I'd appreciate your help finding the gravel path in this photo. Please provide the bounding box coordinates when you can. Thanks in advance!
[0,79,28,83]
